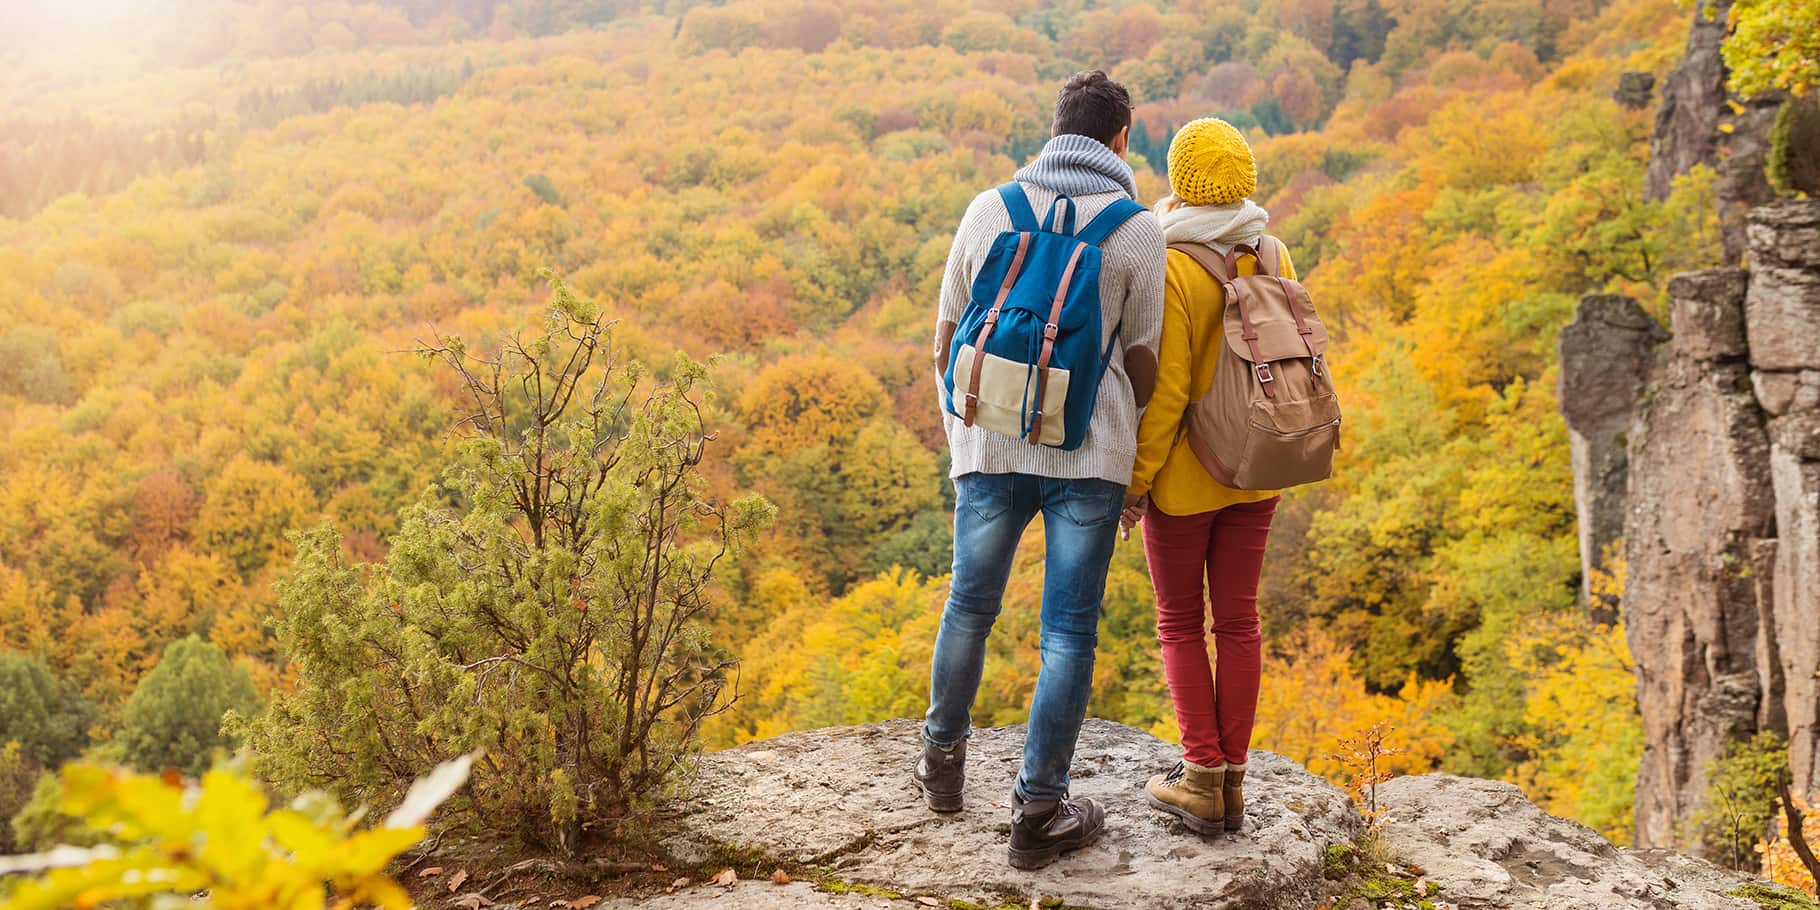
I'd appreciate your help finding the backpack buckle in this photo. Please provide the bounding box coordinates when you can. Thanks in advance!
[1254,363,1275,385]
[1311,354,1326,378]
[1043,322,1059,340]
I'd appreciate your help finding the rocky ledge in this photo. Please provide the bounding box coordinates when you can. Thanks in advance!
[620,719,1808,909]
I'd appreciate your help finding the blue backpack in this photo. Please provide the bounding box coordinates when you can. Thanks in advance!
[941,183,1145,451]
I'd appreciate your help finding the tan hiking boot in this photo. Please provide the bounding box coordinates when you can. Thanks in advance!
[1223,762,1247,831]
[1144,759,1225,834]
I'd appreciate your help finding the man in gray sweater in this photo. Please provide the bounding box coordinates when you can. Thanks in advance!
[914,71,1166,869]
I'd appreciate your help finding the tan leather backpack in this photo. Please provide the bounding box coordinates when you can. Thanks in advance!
[1168,237,1341,491]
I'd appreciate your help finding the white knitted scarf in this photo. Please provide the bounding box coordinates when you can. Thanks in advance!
[1156,198,1270,254]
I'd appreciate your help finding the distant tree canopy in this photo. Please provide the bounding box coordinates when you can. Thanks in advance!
[0,0,1723,857]
[0,654,96,768]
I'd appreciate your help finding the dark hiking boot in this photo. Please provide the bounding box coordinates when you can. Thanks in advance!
[1223,762,1248,831]
[1007,791,1105,869]
[1144,759,1226,834]
[914,739,966,812]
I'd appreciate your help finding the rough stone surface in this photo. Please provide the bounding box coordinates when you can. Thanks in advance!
[1376,775,1762,910]
[1748,199,1820,269]
[1645,1,1728,203]
[595,881,898,909]
[661,719,1360,910]
[1751,538,1786,736]
[1750,370,1820,417]
[1623,356,1774,852]
[1771,415,1820,461]
[1773,447,1820,797]
[1717,99,1784,264]
[1558,295,1667,608]
[1745,267,1820,371]
[1669,269,1750,360]
[1615,71,1655,109]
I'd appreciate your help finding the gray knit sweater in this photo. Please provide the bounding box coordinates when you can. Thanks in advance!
[933,138,1166,486]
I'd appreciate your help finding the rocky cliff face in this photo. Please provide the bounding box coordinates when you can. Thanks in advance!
[594,720,1783,909]
[1558,295,1668,616]
[1561,200,1820,853]
[1644,0,1779,265]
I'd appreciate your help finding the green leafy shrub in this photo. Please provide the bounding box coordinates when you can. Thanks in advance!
[0,653,97,768]
[9,771,95,853]
[1768,97,1820,197]
[241,281,772,851]
[114,636,263,777]
[1697,729,1789,869]
[0,754,471,910]
[0,743,41,854]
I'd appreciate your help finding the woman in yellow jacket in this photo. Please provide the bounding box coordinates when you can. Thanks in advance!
[1122,118,1288,835]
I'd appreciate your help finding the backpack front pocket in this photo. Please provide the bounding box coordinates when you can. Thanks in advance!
[1231,392,1341,490]
[952,343,1071,446]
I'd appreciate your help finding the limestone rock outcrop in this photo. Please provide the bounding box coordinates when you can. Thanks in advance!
[573,721,1781,909]
[1752,201,1820,800]
[660,718,1358,910]
[1558,295,1668,613]
[1644,0,1728,204]
[1377,775,1764,910]
[1645,0,1779,264]
[1561,199,1820,852]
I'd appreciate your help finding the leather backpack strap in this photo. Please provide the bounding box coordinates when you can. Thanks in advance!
[1168,242,1234,284]
[1026,242,1089,444]
[1258,235,1283,277]
[964,232,1033,425]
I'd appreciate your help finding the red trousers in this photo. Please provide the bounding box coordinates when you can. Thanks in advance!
[1141,497,1279,767]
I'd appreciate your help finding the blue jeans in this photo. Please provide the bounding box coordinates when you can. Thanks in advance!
[922,471,1125,802]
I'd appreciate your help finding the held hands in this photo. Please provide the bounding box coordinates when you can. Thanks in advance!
[1119,492,1148,541]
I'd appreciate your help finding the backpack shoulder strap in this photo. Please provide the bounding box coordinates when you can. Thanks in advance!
[1258,235,1284,277]
[1073,199,1146,248]
[997,182,1040,233]
[1167,241,1234,284]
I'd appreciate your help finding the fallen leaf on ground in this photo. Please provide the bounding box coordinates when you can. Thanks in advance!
[450,894,493,909]
[666,877,691,893]
[564,897,603,909]
[447,869,469,892]
[711,868,737,887]
[770,869,790,884]
[652,864,669,872]
[417,866,443,878]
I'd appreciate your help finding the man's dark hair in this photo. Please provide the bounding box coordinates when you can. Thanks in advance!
[1051,70,1132,144]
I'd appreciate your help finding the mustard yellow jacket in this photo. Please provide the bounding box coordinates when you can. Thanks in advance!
[1127,240,1296,516]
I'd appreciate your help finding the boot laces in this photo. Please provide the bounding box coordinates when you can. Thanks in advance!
[1159,761,1186,787]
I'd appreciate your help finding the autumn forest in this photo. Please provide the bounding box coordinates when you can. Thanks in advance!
[0,0,1802,900]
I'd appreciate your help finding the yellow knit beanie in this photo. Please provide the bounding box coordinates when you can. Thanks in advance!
[1167,118,1256,207]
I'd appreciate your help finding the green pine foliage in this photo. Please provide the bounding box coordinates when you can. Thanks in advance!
[113,636,262,777]
[0,653,97,768]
